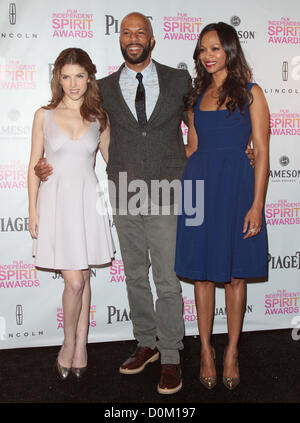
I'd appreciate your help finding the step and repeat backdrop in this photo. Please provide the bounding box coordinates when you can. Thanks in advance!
[0,0,299,349]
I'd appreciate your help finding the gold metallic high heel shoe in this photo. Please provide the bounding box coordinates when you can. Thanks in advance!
[56,358,71,380]
[71,365,87,379]
[199,347,217,390]
[71,349,88,379]
[222,375,240,390]
[223,349,240,390]
[56,345,71,380]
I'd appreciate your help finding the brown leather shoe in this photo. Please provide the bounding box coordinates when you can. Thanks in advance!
[157,364,182,395]
[119,347,159,374]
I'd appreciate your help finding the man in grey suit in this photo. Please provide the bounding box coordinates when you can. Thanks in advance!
[98,12,190,395]
[35,12,190,395]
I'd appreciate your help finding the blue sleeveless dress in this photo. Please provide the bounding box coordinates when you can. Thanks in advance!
[175,83,268,282]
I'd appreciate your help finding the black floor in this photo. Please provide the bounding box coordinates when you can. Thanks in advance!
[0,328,299,408]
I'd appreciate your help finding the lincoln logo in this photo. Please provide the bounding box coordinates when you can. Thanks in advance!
[9,3,16,25]
[282,61,288,81]
[16,304,23,325]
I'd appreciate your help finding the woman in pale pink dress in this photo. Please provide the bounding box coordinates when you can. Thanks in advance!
[27,48,114,380]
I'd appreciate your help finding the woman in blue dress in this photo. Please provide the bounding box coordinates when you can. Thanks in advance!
[175,22,269,390]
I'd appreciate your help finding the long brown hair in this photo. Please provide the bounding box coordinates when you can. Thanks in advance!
[45,48,107,130]
[185,22,253,113]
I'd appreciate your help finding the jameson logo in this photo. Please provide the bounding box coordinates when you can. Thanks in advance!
[229,16,255,43]
[0,109,31,140]
[269,155,300,184]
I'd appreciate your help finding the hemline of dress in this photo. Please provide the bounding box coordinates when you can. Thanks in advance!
[34,257,115,271]
[175,266,267,283]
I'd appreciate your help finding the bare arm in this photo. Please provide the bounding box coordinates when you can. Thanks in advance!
[27,108,45,238]
[243,85,270,239]
[99,122,110,164]
[185,109,198,158]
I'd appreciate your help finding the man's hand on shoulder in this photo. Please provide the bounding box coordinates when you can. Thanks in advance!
[34,158,53,181]
[245,146,255,168]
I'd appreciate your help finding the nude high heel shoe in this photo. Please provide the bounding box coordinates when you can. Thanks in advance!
[223,349,240,390]
[71,349,88,379]
[56,358,71,380]
[199,347,217,390]
[55,345,71,380]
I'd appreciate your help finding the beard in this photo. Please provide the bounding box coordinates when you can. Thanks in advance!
[120,40,152,64]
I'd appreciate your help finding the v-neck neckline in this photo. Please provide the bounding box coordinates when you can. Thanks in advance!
[50,109,92,141]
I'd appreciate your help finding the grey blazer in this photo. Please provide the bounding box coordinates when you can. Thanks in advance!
[97,60,191,205]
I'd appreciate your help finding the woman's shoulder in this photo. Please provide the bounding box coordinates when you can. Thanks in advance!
[35,106,46,117]
[33,107,47,127]
[246,81,263,93]
[246,82,265,102]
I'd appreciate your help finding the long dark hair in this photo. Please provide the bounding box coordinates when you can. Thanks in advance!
[45,48,107,130]
[185,22,253,112]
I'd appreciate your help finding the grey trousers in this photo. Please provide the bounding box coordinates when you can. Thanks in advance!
[113,210,185,364]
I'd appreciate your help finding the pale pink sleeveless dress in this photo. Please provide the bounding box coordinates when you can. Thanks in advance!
[33,109,115,270]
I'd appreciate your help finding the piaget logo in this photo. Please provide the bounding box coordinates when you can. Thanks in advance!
[268,252,300,270]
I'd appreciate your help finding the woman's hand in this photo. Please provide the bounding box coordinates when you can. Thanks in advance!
[29,210,39,239]
[243,205,262,239]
